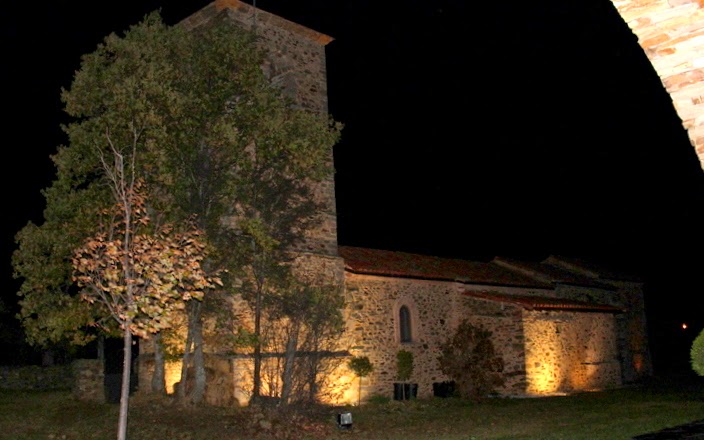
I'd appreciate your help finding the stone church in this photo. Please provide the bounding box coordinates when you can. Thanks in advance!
[136,0,652,406]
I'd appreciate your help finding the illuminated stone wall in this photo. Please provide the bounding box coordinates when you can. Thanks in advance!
[552,282,652,383]
[342,277,627,401]
[137,267,635,405]
[343,273,463,401]
[523,310,621,395]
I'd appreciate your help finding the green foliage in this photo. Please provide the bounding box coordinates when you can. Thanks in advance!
[437,319,505,402]
[396,350,414,382]
[691,329,704,376]
[12,159,112,346]
[348,356,374,378]
[13,9,341,356]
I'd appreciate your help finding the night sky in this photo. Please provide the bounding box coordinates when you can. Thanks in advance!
[3,0,704,371]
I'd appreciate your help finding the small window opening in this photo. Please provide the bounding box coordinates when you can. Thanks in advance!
[399,305,412,343]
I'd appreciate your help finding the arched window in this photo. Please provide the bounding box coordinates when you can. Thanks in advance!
[399,305,412,343]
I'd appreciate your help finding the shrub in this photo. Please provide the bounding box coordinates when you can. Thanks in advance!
[691,329,704,376]
[367,394,391,405]
[437,319,504,402]
[396,350,413,382]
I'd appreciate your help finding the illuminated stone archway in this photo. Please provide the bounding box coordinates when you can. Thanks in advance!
[610,0,704,170]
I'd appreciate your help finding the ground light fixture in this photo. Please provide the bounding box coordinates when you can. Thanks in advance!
[337,412,353,430]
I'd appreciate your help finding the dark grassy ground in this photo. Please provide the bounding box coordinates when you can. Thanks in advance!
[1,374,703,440]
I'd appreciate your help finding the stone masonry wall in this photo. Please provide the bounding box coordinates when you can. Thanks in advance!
[72,359,105,402]
[181,0,341,259]
[344,277,627,400]
[137,252,346,405]
[605,280,653,381]
[523,310,621,395]
[554,283,652,383]
[343,273,462,401]
[0,364,73,391]
[459,294,528,396]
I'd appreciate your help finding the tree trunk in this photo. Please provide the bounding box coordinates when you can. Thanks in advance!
[177,303,195,401]
[98,335,105,363]
[308,351,320,402]
[357,377,362,406]
[252,285,263,402]
[280,321,300,405]
[151,333,166,394]
[189,302,206,404]
[117,324,133,440]
[306,332,321,402]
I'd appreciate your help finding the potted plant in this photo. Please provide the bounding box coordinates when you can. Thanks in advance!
[348,355,374,406]
[394,349,417,400]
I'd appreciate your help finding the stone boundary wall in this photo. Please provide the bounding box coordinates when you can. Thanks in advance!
[0,364,73,391]
[0,360,107,403]
[72,359,105,402]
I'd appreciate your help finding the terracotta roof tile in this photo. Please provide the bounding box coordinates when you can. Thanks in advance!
[338,246,552,288]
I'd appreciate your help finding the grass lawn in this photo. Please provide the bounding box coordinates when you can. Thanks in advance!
[1,374,703,440]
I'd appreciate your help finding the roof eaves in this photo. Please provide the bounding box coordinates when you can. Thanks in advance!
[343,266,553,289]
[463,291,625,314]
[214,0,334,45]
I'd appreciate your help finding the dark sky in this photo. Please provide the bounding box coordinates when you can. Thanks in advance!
[3,0,704,367]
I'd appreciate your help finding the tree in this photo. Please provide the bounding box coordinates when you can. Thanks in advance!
[141,12,340,405]
[12,155,113,348]
[348,356,373,406]
[691,329,704,376]
[437,320,505,402]
[297,284,346,403]
[13,12,183,356]
[14,10,341,406]
[396,349,414,400]
[264,279,344,405]
[73,182,219,440]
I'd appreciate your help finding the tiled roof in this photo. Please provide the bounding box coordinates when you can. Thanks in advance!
[338,246,636,292]
[338,246,552,288]
[464,291,625,313]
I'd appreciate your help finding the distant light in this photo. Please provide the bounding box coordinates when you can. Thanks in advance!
[682,323,688,330]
